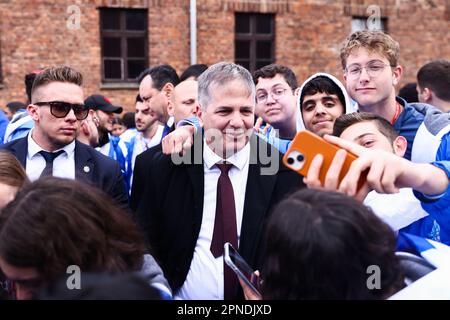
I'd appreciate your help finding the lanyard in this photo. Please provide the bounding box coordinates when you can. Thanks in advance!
[391,101,403,125]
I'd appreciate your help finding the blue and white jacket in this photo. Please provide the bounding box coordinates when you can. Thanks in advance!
[394,98,450,244]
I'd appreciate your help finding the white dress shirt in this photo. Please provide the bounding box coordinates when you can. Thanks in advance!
[26,130,76,181]
[175,141,250,300]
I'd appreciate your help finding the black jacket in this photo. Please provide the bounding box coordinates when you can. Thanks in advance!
[134,134,304,296]
[1,137,129,209]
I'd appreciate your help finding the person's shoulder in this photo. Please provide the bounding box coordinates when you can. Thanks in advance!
[77,141,119,166]
[1,135,27,150]
[135,143,164,163]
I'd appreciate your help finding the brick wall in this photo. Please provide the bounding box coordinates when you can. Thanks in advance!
[1,0,449,112]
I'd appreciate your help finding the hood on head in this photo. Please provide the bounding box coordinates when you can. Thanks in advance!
[295,72,356,132]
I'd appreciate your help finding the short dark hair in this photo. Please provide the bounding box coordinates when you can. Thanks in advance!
[31,66,83,102]
[0,177,146,286]
[261,188,404,299]
[179,64,208,82]
[112,117,124,126]
[24,70,43,103]
[135,94,143,103]
[138,64,180,90]
[300,76,346,109]
[122,112,136,129]
[398,82,418,103]
[253,64,298,91]
[333,112,398,143]
[6,101,26,114]
[417,59,450,102]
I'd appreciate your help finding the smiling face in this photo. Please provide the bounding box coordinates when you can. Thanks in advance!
[343,48,402,111]
[29,81,84,151]
[200,79,255,158]
[255,74,297,133]
[339,120,407,157]
[301,92,344,137]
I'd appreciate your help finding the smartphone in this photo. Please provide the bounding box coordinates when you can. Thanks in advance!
[283,130,366,189]
[224,242,261,297]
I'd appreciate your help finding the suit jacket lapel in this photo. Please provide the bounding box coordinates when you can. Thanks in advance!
[74,141,95,182]
[14,138,29,168]
[239,135,278,262]
[186,131,205,237]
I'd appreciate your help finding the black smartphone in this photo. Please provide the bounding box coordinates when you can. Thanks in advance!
[224,242,261,297]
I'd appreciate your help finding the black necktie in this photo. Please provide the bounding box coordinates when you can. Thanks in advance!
[210,163,238,300]
[39,150,64,177]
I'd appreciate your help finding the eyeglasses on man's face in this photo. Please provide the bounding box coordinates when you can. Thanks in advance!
[256,88,289,104]
[345,61,393,79]
[34,101,89,120]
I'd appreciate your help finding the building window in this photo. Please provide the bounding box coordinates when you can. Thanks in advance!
[351,16,387,33]
[235,13,275,73]
[100,8,148,82]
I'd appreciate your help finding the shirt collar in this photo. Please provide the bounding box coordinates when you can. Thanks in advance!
[203,140,250,171]
[27,128,75,158]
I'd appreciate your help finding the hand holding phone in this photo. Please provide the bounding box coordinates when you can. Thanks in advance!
[224,242,262,299]
[283,130,366,192]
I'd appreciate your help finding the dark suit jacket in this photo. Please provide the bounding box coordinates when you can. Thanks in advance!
[130,124,175,212]
[1,137,129,209]
[134,134,304,296]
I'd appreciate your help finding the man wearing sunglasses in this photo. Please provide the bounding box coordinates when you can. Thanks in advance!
[0,66,128,209]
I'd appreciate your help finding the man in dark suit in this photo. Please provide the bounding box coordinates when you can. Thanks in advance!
[135,62,303,299]
[1,66,128,209]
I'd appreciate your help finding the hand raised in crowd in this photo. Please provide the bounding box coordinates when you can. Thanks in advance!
[161,125,195,155]
[303,147,370,202]
[305,134,449,201]
[253,117,271,135]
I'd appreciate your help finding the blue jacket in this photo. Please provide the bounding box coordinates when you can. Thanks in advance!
[396,98,450,244]
[0,109,9,145]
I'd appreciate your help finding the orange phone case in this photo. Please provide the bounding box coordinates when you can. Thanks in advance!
[283,130,364,188]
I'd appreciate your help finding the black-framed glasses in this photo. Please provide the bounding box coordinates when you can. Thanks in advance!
[34,101,89,120]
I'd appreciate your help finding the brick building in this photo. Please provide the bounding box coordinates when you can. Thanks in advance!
[0,0,449,112]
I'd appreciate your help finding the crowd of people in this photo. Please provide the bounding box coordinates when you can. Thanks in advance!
[0,29,449,300]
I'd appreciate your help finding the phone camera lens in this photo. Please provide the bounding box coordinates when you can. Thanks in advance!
[297,154,304,162]
[287,157,294,165]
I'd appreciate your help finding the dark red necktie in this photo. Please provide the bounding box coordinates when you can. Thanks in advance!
[210,163,238,300]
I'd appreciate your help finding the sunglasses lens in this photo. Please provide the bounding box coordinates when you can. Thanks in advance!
[50,102,70,118]
[49,102,87,119]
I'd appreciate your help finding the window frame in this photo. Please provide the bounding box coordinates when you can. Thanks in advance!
[100,8,148,83]
[235,13,275,73]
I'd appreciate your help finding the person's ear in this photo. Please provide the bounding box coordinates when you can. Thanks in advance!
[162,83,175,99]
[27,104,39,121]
[392,135,407,157]
[80,121,90,136]
[422,87,432,102]
[167,101,175,117]
[392,65,403,86]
